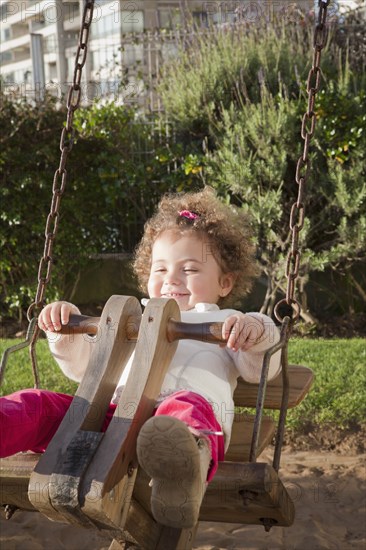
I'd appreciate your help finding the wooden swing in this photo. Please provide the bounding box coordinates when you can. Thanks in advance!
[0,2,330,548]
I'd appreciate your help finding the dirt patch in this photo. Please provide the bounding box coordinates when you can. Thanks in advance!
[284,423,366,455]
[2,447,365,550]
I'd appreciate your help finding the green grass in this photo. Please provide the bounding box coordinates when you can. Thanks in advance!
[0,338,78,396]
[1,337,365,433]
[286,337,366,431]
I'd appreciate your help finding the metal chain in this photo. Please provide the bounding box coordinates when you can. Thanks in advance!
[26,0,95,387]
[274,0,330,323]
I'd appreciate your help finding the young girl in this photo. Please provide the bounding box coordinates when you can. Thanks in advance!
[0,188,281,529]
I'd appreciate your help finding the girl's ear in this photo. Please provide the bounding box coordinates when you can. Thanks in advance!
[220,273,236,297]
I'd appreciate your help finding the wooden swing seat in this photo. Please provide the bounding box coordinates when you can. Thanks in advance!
[0,296,313,549]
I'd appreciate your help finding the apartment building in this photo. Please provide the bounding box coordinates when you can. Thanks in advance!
[0,2,168,99]
[0,0,337,104]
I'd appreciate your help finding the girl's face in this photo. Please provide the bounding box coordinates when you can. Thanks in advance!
[147,231,234,311]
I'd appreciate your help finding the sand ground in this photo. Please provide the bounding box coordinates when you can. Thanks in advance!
[1,447,365,550]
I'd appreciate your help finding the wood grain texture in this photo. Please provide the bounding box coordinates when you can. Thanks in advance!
[81,298,180,529]
[123,498,197,550]
[0,453,40,511]
[234,365,314,409]
[225,414,275,462]
[200,461,295,525]
[133,460,294,528]
[28,295,141,523]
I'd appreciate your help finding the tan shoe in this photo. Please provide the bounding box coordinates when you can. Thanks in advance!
[136,415,211,528]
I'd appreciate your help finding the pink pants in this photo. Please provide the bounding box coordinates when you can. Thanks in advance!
[0,389,224,481]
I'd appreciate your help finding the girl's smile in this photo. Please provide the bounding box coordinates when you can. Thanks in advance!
[148,231,234,311]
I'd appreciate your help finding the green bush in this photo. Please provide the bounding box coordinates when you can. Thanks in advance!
[0,95,114,321]
[158,24,314,139]
[2,18,365,323]
[0,96,200,322]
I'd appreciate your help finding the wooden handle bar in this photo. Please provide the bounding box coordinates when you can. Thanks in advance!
[166,319,225,344]
[57,314,226,344]
[58,314,100,335]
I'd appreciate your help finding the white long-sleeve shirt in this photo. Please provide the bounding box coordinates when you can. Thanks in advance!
[47,302,281,449]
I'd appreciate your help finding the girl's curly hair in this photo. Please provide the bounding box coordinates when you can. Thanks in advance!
[133,187,259,307]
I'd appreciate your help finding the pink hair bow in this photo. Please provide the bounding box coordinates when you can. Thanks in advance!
[178,210,199,220]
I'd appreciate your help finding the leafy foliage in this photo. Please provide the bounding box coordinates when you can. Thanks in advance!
[1,96,67,320]
[158,20,366,317]
[0,94,202,321]
[158,24,313,139]
[1,18,365,322]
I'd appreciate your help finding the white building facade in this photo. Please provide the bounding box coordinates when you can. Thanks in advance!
[1,0,179,101]
[3,0,355,104]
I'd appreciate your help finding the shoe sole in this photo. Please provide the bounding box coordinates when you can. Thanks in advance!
[136,415,205,528]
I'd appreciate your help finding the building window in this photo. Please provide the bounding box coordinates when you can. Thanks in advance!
[158,8,182,29]
[92,9,143,38]
[64,2,80,24]
[48,62,57,81]
[3,72,15,84]
[192,11,209,27]
[0,51,13,64]
[121,10,144,33]
[210,10,236,25]
[43,34,57,55]
[2,26,11,41]
[93,12,119,39]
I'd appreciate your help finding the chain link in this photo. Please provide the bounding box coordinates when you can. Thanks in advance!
[26,1,96,386]
[274,0,329,323]
[27,0,95,323]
